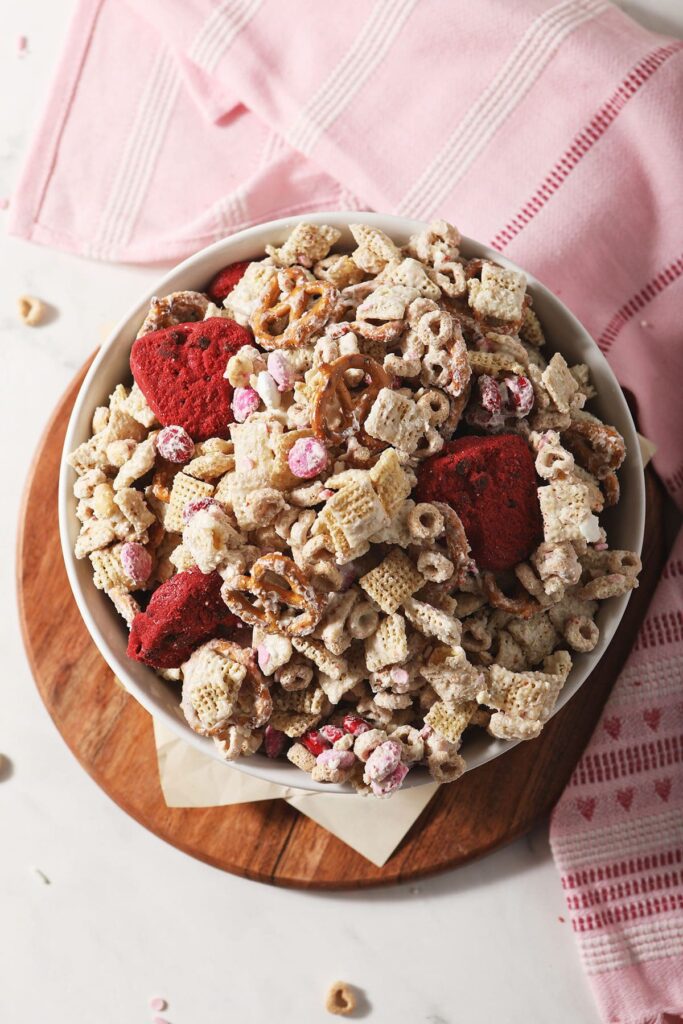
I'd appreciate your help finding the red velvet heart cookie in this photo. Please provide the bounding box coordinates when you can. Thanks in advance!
[127,568,241,669]
[416,433,542,572]
[130,317,251,441]
[206,260,250,304]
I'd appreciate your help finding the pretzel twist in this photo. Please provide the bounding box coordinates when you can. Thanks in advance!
[311,353,392,447]
[222,553,325,637]
[251,268,336,350]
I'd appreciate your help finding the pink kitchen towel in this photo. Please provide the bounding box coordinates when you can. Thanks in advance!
[551,535,683,1024]
[7,3,683,1020]
[8,0,683,501]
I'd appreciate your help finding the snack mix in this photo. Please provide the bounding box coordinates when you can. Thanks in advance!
[68,220,641,797]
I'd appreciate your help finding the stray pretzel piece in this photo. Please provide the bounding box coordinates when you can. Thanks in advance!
[251,267,336,350]
[312,353,392,447]
[222,552,325,637]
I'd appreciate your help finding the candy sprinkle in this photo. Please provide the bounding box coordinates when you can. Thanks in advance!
[17,35,28,54]
[149,997,167,1012]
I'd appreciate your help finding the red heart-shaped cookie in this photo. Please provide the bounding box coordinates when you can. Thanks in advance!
[206,260,250,304]
[127,568,242,668]
[416,433,542,571]
[130,316,251,441]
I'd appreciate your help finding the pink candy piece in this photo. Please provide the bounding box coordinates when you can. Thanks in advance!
[287,437,329,479]
[256,643,271,670]
[120,542,152,585]
[232,386,260,422]
[17,35,28,53]
[504,375,534,417]
[320,724,344,744]
[267,351,296,391]
[149,998,167,1012]
[371,761,409,798]
[390,667,409,685]
[316,749,355,771]
[156,424,195,463]
[182,497,223,525]
[343,713,371,736]
[0,198,9,211]
[264,725,286,759]
[478,374,503,414]
[365,740,403,783]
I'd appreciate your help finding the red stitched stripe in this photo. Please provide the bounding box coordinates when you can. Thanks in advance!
[597,254,683,353]
[566,870,682,909]
[633,610,683,652]
[490,44,683,251]
[562,850,683,890]
[573,892,683,931]
[572,735,682,786]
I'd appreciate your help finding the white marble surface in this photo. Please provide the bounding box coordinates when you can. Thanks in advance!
[2,2,680,1022]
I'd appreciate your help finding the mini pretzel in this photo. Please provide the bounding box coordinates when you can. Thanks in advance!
[251,268,336,350]
[312,353,392,447]
[222,552,325,637]
[481,571,542,619]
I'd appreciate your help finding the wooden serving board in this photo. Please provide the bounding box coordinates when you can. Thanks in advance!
[17,360,666,889]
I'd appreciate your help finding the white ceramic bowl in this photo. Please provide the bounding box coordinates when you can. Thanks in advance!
[59,212,645,794]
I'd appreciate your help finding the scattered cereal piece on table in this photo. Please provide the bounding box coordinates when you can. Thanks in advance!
[17,294,45,326]
[325,980,357,1016]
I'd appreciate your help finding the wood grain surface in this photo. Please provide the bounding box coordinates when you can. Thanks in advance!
[17,361,666,889]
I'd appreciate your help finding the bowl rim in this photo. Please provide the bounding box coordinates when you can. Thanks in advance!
[58,210,645,795]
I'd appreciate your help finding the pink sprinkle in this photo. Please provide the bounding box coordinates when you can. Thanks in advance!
[504,375,534,417]
[390,667,409,685]
[267,351,296,391]
[287,437,329,480]
[371,761,409,798]
[156,424,194,463]
[149,998,167,1012]
[365,740,402,783]
[264,725,286,759]
[256,644,271,670]
[17,35,28,54]
[0,198,9,211]
[153,1018,169,1024]
[320,724,344,744]
[232,386,260,422]
[316,749,355,771]
[182,497,223,525]
[479,374,502,414]
[319,488,334,500]
[120,542,152,585]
